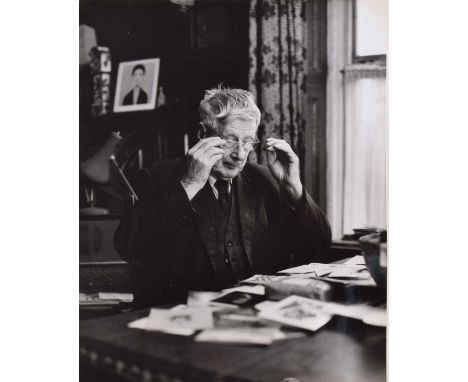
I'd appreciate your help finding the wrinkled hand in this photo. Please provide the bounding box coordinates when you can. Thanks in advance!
[180,137,225,200]
[265,138,303,200]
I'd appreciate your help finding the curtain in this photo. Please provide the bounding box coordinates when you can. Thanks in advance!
[248,0,307,170]
[342,66,387,234]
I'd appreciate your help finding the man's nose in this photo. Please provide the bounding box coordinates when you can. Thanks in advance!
[231,143,248,160]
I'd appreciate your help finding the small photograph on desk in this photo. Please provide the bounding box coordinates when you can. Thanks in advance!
[242,274,289,285]
[145,307,214,331]
[209,291,266,309]
[259,297,332,331]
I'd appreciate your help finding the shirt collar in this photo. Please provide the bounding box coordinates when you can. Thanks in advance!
[209,175,232,186]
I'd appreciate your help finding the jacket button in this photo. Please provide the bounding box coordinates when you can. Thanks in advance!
[225,258,230,264]
[226,241,233,248]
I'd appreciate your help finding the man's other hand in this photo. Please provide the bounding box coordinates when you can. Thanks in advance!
[265,138,303,201]
[180,137,225,200]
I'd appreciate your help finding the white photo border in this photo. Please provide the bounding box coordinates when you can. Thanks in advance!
[113,58,160,113]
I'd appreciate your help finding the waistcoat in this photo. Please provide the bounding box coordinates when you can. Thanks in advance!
[209,182,252,289]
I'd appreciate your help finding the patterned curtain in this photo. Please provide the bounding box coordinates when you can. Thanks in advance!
[248,0,307,173]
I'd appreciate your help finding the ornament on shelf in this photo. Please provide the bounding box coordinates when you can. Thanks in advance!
[79,25,97,66]
[89,47,112,116]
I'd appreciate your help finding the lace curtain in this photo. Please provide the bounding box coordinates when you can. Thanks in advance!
[341,65,387,234]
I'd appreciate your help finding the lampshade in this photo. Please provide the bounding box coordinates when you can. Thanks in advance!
[81,132,122,184]
[79,25,97,66]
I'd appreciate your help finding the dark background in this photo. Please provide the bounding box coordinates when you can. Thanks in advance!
[80,0,250,213]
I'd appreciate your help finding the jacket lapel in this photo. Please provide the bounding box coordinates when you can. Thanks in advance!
[235,171,257,268]
[191,183,218,268]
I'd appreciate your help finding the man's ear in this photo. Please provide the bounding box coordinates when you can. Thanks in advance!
[197,122,208,140]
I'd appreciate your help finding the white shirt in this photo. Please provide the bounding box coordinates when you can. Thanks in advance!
[208,176,232,200]
[133,88,140,104]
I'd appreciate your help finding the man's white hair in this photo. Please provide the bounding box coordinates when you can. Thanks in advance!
[199,86,261,132]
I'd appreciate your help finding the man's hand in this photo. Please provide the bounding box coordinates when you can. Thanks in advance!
[180,137,225,200]
[265,138,303,201]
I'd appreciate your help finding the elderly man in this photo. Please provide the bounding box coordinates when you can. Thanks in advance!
[115,88,331,308]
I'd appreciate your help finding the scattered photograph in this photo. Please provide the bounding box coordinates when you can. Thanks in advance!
[259,296,332,332]
[144,306,214,331]
[210,291,266,309]
[242,274,289,285]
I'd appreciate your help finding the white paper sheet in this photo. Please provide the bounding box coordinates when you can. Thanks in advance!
[195,328,280,345]
[98,292,133,302]
[343,255,366,266]
[221,285,265,295]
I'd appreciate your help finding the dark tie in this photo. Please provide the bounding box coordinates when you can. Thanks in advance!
[215,179,230,216]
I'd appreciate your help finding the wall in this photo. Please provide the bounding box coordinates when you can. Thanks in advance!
[79,0,250,212]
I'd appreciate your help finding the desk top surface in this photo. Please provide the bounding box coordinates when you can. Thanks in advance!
[80,308,386,382]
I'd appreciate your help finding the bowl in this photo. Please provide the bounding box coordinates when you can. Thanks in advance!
[359,231,387,290]
[352,227,382,240]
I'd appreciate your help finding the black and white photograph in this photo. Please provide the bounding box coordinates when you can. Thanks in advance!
[113,58,160,112]
[77,0,390,380]
[72,0,431,379]
[258,297,333,332]
[6,0,468,380]
[209,291,266,308]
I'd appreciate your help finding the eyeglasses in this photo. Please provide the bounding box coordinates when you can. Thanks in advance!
[200,122,261,152]
[223,138,260,152]
[220,137,260,152]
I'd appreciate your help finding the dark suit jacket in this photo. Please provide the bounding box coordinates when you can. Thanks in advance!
[122,88,148,105]
[115,158,332,308]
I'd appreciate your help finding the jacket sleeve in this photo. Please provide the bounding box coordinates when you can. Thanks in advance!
[114,165,198,307]
[114,166,197,263]
[280,186,332,264]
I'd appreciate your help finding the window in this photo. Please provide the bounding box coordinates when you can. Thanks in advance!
[353,0,388,62]
[326,0,388,238]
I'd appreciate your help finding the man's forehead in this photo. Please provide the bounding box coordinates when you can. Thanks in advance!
[222,118,258,134]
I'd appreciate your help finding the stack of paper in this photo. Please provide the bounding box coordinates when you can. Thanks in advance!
[279,263,369,278]
[98,292,133,302]
[195,328,282,345]
[127,256,386,345]
[80,292,134,307]
[275,259,377,286]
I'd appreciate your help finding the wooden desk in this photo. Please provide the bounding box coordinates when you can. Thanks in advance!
[330,240,362,262]
[80,309,386,382]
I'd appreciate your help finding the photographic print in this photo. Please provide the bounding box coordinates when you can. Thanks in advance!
[143,306,214,331]
[209,291,266,309]
[259,296,333,332]
[242,274,289,285]
[113,58,160,113]
[79,0,389,380]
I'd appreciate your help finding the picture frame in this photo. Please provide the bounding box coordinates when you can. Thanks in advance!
[113,58,160,113]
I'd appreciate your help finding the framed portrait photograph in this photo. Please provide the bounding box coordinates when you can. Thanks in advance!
[113,58,160,113]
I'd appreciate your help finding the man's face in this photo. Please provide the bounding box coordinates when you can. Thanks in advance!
[210,118,258,180]
[132,69,145,88]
